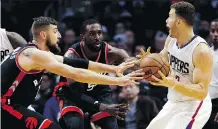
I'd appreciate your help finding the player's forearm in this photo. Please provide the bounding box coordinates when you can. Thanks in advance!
[173,82,207,100]
[50,63,119,85]
[88,61,117,73]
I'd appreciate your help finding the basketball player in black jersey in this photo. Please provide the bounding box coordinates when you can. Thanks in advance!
[55,19,143,129]
[1,16,144,129]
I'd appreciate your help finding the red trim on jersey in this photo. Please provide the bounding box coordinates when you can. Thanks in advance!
[90,112,112,122]
[2,71,26,98]
[1,104,23,119]
[1,71,26,119]
[60,106,84,118]
[39,119,53,129]
[15,46,43,74]
[68,48,81,58]
[80,41,101,62]
[186,101,203,129]
[52,81,68,96]
[105,43,109,64]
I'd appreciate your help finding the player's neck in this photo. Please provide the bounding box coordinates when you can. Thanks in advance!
[32,39,49,51]
[128,96,138,104]
[176,28,195,47]
[83,43,100,59]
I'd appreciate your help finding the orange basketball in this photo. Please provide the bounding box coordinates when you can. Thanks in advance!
[140,53,170,82]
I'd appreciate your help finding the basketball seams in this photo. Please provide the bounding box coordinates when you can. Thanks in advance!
[140,54,170,81]
[157,54,168,75]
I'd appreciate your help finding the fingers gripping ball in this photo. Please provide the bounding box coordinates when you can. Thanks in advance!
[140,53,170,81]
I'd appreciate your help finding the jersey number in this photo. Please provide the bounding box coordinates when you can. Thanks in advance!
[175,75,180,81]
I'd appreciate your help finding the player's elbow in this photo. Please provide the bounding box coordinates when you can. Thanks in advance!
[196,88,207,100]
[196,92,207,100]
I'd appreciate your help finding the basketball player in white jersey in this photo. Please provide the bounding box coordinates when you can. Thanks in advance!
[138,2,213,129]
[0,28,27,61]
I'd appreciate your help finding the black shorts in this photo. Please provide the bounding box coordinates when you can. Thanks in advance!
[58,95,114,123]
[1,104,53,129]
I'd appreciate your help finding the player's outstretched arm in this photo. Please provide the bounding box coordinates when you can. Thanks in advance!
[62,48,135,75]
[31,49,143,86]
[6,31,27,49]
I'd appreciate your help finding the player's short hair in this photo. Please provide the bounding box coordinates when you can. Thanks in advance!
[31,16,58,37]
[170,1,195,26]
[80,19,101,34]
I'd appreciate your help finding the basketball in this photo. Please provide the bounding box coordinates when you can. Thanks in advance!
[140,53,170,82]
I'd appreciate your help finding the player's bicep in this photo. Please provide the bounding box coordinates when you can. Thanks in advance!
[31,49,60,70]
[192,43,213,89]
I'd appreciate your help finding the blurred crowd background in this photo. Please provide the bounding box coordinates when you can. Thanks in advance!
[2,0,218,129]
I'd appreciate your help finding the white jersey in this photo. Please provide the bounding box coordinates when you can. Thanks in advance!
[0,28,13,61]
[209,46,218,99]
[167,35,208,102]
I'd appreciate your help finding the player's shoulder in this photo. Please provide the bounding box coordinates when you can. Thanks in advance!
[107,43,127,55]
[70,42,80,49]
[193,40,212,61]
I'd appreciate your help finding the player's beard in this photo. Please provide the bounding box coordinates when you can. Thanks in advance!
[46,37,61,54]
[85,40,102,52]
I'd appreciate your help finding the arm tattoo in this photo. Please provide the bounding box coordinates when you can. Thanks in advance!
[64,51,76,59]
[23,51,30,57]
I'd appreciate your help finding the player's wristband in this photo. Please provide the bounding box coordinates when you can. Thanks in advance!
[63,57,89,69]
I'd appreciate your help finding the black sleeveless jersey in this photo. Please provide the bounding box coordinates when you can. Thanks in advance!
[1,43,43,107]
[66,41,112,99]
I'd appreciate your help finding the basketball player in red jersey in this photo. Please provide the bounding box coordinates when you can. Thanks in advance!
[55,19,144,129]
[1,16,143,129]
[138,2,213,129]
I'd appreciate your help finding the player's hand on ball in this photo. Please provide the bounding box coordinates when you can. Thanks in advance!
[99,103,129,120]
[116,60,138,77]
[136,47,151,59]
[149,67,176,88]
[118,69,144,86]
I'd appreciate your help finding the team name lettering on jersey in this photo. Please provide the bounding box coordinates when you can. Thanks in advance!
[168,52,189,74]
[1,49,9,61]
[87,72,107,91]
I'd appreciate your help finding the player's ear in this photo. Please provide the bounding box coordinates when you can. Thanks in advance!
[80,34,84,40]
[176,18,183,26]
[39,31,47,40]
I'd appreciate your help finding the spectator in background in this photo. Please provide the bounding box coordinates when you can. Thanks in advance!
[134,45,145,56]
[204,18,218,129]
[59,28,76,55]
[43,96,60,124]
[125,30,135,56]
[32,72,56,114]
[118,84,159,129]
[154,31,168,52]
[113,22,127,45]
[197,20,210,43]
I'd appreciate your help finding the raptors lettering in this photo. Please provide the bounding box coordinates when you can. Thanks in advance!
[168,52,189,74]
